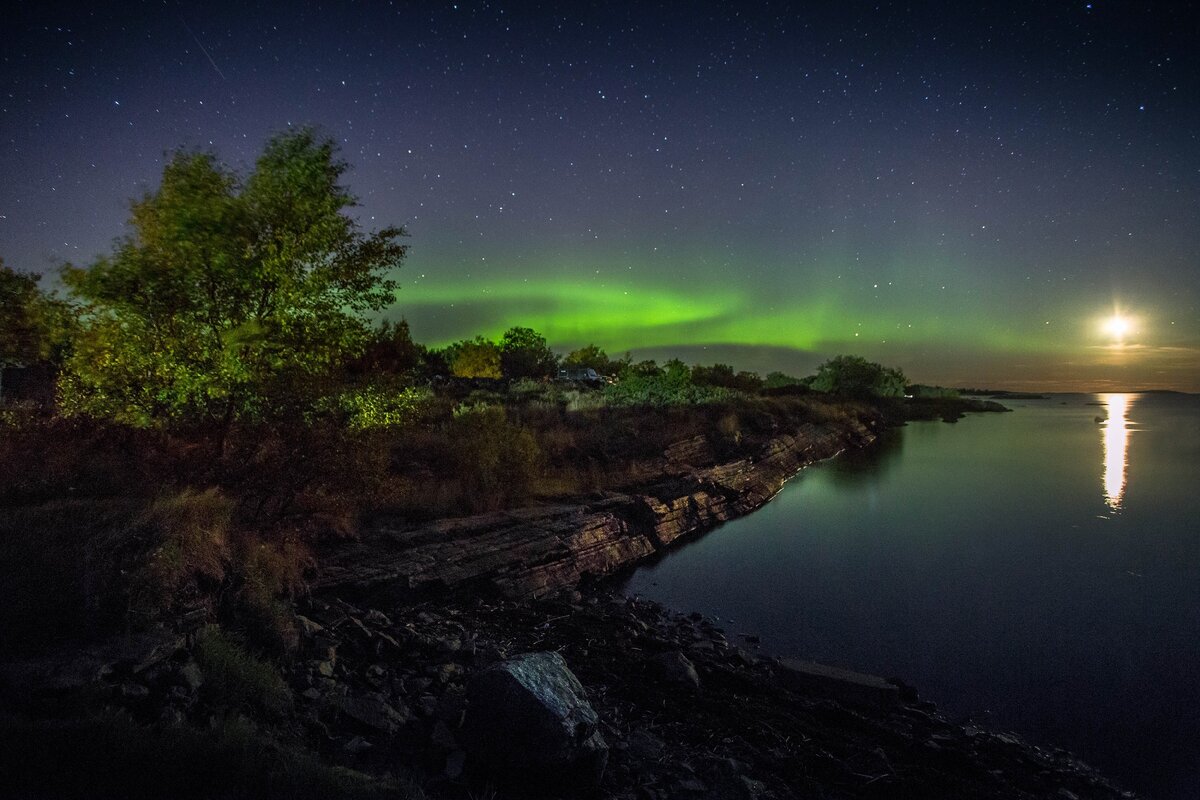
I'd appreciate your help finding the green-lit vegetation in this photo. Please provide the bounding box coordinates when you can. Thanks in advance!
[55,129,406,429]
[194,625,294,718]
[808,354,907,398]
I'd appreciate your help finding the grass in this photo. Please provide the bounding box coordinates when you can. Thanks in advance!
[194,625,293,719]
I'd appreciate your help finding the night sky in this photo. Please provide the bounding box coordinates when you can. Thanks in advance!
[3,1,1198,390]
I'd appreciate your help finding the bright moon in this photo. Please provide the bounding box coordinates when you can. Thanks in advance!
[1102,315,1132,340]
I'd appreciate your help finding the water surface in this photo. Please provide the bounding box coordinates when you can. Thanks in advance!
[620,393,1200,799]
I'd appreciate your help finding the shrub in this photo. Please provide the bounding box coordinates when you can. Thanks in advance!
[232,535,309,656]
[195,625,293,718]
[128,488,234,623]
[334,385,433,430]
[564,389,608,412]
[764,371,803,390]
[808,355,906,398]
[448,405,544,511]
[443,336,501,378]
[603,373,736,407]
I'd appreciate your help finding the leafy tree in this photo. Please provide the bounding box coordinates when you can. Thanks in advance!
[877,366,908,398]
[692,363,763,392]
[498,326,557,380]
[57,129,406,427]
[562,344,614,375]
[662,358,691,385]
[690,362,735,387]
[808,355,906,398]
[619,358,662,379]
[352,319,425,378]
[445,336,502,379]
[764,371,802,390]
[0,261,74,368]
[1,261,76,402]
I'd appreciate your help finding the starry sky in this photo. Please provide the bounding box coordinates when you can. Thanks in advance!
[3,0,1198,391]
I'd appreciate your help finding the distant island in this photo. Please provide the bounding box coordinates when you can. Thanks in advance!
[957,388,1052,399]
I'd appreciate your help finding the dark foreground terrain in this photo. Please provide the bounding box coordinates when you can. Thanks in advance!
[2,585,1134,799]
[0,394,1135,799]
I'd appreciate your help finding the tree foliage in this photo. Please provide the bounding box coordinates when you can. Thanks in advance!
[764,371,803,390]
[352,319,425,378]
[808,355,906,398]
[691,363,764,392]
[445,336,502,379]
[562,344,615,376]
[498,326,557,380]
[0,261,75,368]
[58,129,406,426]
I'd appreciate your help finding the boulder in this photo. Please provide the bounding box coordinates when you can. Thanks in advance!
[653,650,701,690]
[461,651,607,790]
[338,691,413,734]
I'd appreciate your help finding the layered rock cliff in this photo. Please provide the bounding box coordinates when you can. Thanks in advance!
[315,419,875,600]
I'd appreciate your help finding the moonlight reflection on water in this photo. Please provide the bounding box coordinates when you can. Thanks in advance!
[1101,393,1135,512]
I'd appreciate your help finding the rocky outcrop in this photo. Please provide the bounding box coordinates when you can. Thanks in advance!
[461,651,608,789]
[4,586,1136,800]
[315,421,867,600]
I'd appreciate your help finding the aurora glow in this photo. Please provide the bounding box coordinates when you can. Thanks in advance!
[2,2,1197,390]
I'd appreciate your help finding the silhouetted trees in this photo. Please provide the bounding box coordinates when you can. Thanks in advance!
[562,344,616,376]
[808,355,906,398]
[499,326,558,380]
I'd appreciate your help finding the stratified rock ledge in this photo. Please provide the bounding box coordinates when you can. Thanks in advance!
[315,421,869,600]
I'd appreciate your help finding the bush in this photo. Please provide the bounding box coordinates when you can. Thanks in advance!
[603,373,736,407]
[128,488,233,623]
[232,535,309,656]
[808,355,906,398]
[448,405,544,511]
[194,625,293,718]
[764,371,803,390]
[333,385,433,430]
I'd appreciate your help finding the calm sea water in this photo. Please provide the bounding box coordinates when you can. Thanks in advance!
[620,393,1200,799]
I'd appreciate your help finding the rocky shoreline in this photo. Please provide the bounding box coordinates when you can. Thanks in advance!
[316,420,874,602]
[3,398,1137,798]
[4,585,1136,799]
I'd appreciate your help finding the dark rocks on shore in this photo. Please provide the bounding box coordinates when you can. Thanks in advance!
[653,650,702,690]
[461,651,608,790]
[1,587,1139,800]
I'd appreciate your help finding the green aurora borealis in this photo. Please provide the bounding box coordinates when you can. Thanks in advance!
[393,241,1196,391]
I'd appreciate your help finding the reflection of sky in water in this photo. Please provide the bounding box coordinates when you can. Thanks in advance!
[1101,393,1135,512]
